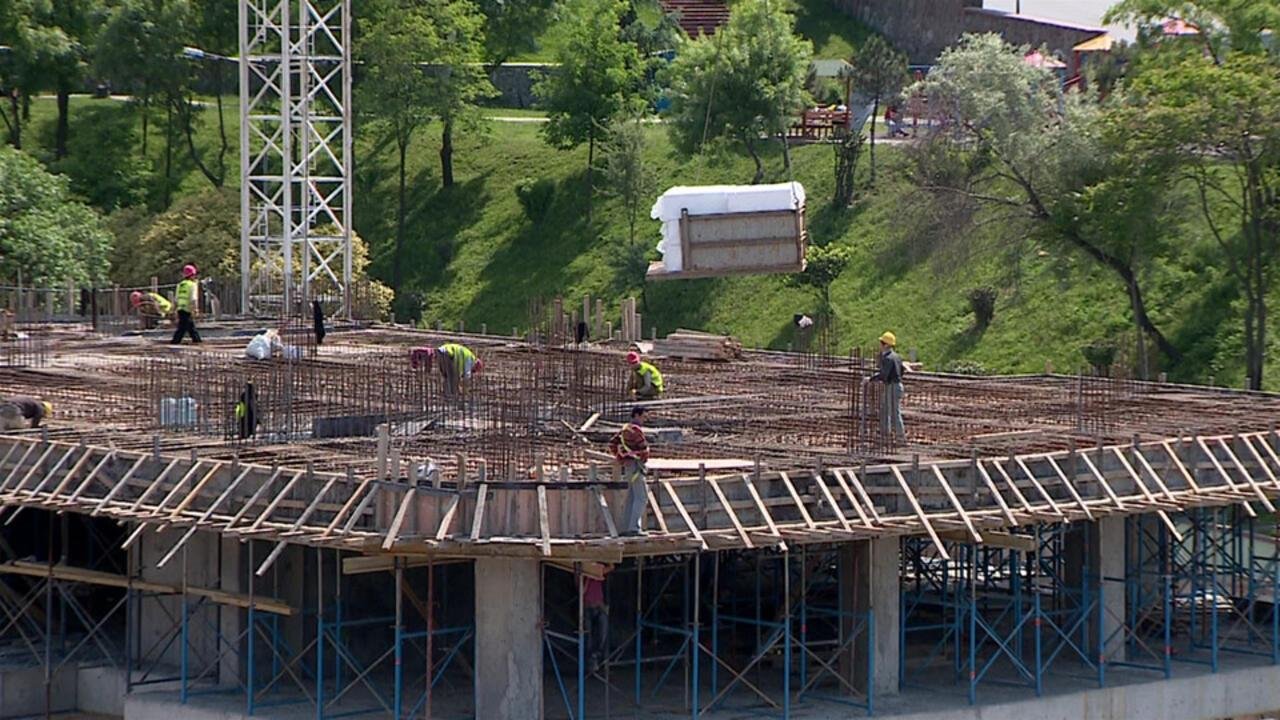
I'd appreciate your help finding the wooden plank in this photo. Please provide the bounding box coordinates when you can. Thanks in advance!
[161,460,226,525]
[223,468,284,530]
[383,488,418,550]
[0,560,293,615]
[435,494,462,541]
[1078,452,1127,512]
[320,477,374,538]
[537,485,552,556]
[777,472,816,529]
[1011,457,1067,517]
[246,470,305,531]
[939,529,1035,552]
[643,458,754,471]
[974,462,1018,525]
[340,484,380,537]
[95,457,176,516]
[1132,446,1179,500]
[578,413,601,433]
[1240,435,1280,491]
[810,471,852,533]
[1107,448,1182,540]
[591,486,618,538]
[889,465,950,561]
[829,469,872,528]
[1042,456,1094,521]
[980,459,1034,514]
[154,465,257,568]
[645,484,670,534]
[1193,437,1261,517]
[660,480,707,550]
[1160,440,1203,493]
[840,467,882,523]
[66,454,144,505]
[707,476,753,548]
[740,474,784,547]
[1216,438,1276,511]
[470,484,489,541]
[930,465,981,543]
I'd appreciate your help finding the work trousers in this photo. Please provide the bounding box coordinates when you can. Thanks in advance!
[585,605,608,663]
[881,381,905,443]
[620,460,647,534]
[171,310,202,344]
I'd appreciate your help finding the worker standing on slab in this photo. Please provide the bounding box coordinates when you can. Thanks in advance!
[625,352,664,400]
[130,290,173,330]
[609,406,650,535]
[170,264,202,345]
[435,342,482,395]
[862,331,906,443]
[0,397,52,430]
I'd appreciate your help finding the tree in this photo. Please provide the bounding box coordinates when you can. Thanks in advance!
[847,34,906,183]
[787,242,851,316]
[422,0,495,188]
[0,0,34,149]
[831,128,864,207]
[600,117,652,246]
[1120,52,1280,388]
[0,146,112,284]
[26,0,100,160]
[535,0,645,217]
[665,0,812,184]
[478,0,558,70]
[1106,0,1280,59]
[908,33,1180,368]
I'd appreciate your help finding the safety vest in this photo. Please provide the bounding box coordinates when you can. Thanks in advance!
[439,343,477,376]
[175,279,198,312]
[149,292,173,315]
[636,362,664,393]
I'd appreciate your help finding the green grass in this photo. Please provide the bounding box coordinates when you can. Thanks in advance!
[16,89,1280,390]
[793,0,873,59]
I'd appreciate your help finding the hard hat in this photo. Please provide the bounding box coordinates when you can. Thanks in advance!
[41,401,53,417]
[879,331,897,347]
[182,264,198,278]
[130,291,143,307]
[626,351,640,365]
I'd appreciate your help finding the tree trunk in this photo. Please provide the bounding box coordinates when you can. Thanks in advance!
[6,92,20,149]
[586,130,595,222]
[745,137,763,185]
[162,102,174,209]
[868,97,879,185]
[1128,267,1148,380]
[55,88,70,160]
[440,118,455,188]
[141,91,150,157]
[1254,296,1267,390]
[214,64,229,183]
[181,96,224,187]
[393,138,408,293]
[780,133,792,176]
[1116,262,1178,364]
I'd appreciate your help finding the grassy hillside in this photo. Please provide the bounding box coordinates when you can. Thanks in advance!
[15,84,1274,389]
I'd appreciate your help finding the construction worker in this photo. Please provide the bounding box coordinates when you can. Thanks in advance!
[435,342,482,395]
[0,397,52,430]
[625,352,664,400]
[862,331,906,443]
[608,406,650,535]
[581,563,613,673]
[171,264,202,345]
[130,290,173,330]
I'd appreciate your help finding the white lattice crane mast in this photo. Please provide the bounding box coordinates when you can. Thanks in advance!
[239,0,353,318]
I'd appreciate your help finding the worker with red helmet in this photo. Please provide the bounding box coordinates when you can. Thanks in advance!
[170,264,203,344]
[435,342,482,395]
[129,290,173,329]
[624,351,664,400]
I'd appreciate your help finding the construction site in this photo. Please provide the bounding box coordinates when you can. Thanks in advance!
[3,0,1280,719]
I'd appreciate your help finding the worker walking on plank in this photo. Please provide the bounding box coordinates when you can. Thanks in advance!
[625,352,664,400]
[130,290,173,330]
[170,264,202,345]
[609,406,651,535]
[0,397,53,430]
[435,342,482,396]
[862,330,906,444]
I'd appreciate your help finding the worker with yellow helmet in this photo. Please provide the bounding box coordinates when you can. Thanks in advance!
[862,331,906,443]
[0,397,53,431]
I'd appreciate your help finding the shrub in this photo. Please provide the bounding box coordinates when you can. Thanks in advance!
[944,360,988,376]
[967,286,997,330]
[515,176,556,224]
[1082,341,1117,376]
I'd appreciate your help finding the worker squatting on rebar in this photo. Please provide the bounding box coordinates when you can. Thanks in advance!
[434,343,483,396]
[129,290,173,330]
[625,351,664,400]
[609,406,650,535]
[171,264,202,345]
[864,330,906,443]
[0,397,52,431]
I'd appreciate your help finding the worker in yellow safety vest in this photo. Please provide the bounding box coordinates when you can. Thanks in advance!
[170,264,202,344]
[625,352,664,400]
[130,290,173,330]
[434,343,482,395]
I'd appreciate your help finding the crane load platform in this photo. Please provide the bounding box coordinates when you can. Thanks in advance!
[646,182,808,281]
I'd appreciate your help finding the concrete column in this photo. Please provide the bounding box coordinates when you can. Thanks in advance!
[218,537,243,685]
[1063,518,1126,658]
[840,537,900,697]
[474,558,542,720]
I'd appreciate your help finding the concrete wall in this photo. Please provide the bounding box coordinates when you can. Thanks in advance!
[486,64,551,109]
[826,0,1102,66]
[474,558,542,720]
